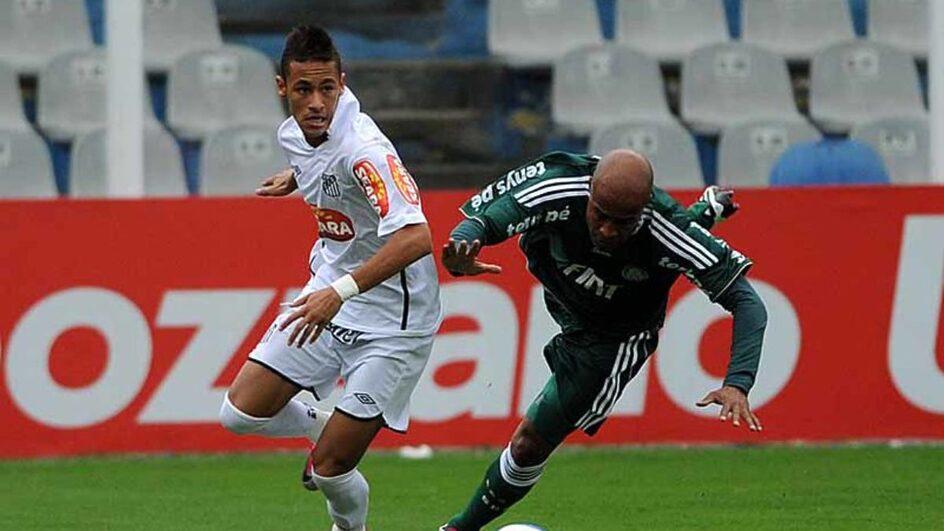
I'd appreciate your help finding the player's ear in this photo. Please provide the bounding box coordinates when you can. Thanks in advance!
[339,72,346,91]
[276,75,288,98]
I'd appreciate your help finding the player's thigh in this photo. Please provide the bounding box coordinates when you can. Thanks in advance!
[310,412,385,477]
[230,314,342,417]
[228,361,301,417]
[338,334,432,434]
[534,330,657,437]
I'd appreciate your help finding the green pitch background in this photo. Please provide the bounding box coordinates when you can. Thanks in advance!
[2,446,942,530]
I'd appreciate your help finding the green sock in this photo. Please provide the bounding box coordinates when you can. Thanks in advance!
[448,447,545,531]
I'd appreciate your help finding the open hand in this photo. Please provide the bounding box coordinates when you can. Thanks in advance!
[441,239,502,277]
[256,168,298,197]
[696,385,762,432]
[278,288,342,347]
[701,185,740,223]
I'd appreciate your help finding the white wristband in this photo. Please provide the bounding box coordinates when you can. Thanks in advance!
[330,274,360,302]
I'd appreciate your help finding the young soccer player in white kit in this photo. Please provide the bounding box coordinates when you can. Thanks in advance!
[219,26,442,531]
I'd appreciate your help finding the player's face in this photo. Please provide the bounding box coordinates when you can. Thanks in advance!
[277,60,345,144]
[586,198,645,252]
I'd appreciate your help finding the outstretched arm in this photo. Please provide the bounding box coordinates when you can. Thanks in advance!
[441,218,503,277]
[686,186,740,229]
[695,276,768,431]
[280,223,433,346]
[255,168,298,196]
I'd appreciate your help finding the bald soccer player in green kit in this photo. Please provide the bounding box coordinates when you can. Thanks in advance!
[438,150,768,531]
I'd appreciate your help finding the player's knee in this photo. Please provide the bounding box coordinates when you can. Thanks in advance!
[509,427,552,467]
[311,450,359,477]
[219,394,266,435]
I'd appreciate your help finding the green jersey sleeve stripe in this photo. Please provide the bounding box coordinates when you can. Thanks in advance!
[513,175,592,201]
[650,210,719,265]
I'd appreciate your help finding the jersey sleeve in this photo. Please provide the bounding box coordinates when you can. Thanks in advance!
[648,205,753,302]
[350,147,427,237]
[458,155,591,245]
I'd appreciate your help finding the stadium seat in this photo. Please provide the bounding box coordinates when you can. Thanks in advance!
[769,138,890,186]
[868,0,928,60]
[852,115,930,184]
[0,60,28,128]
[70,126,187,197]
[681,42,799,135]
[810,41,925,134]
[741,0,854,63]
[552,44,672,135]
[37,49,159,143]
[615,0,729,64]
[200,125,285,196]
[487,0,603,67]
[718,119,821,188]
[0,127,57,198]
[589,119,703,189]
[144,0,223,74]
[0,0,93,76]
[167,45,285,141]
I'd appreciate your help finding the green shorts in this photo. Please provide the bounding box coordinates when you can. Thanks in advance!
[525,329,658,447]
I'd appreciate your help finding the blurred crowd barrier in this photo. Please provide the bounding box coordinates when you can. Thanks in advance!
[2,186,943,458]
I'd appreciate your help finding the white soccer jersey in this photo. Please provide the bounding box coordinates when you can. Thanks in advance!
[278,89,442,336]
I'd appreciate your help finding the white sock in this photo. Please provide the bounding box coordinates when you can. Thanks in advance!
[313,468,369,530]
[220,394,329,442]
[499,445,547,488]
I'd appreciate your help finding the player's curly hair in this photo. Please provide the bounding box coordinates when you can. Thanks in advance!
[280,25,342,78]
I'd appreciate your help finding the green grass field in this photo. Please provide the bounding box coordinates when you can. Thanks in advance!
[2,446,942,530]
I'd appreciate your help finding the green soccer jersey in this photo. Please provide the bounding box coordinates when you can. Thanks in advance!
[457,151,753,337]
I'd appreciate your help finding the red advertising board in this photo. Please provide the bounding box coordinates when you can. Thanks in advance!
[1,187,943,458]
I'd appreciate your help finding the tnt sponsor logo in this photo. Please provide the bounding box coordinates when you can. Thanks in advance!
[312,207,355,242]
[353,159,389,217]
[386,155,420,206]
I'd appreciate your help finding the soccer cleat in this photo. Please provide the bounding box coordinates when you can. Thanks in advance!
[438,526,459,531]
[331,525,366,531]
[301,445,319,491]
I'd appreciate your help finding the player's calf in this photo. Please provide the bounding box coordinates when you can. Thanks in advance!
[219,393,330,442]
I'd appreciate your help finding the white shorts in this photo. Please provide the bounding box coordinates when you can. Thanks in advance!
[248,312,433,433]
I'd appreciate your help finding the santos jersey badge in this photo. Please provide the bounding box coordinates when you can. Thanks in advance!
[321,173,341,198]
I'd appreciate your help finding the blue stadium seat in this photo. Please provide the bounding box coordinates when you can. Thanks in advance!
[769,138,890,186]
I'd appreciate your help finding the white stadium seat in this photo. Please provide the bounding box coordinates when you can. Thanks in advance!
[0,0,93,76]
[488,0,603,67]
[0,60,28,129]
[167,45,285,141]
[616,0,729,64]
[200,125,286,196]
[741,0,854,63]
[852,115,930,185]
[37,49,159,142]
[0,127,57,198]
[70,126,188,198]
[718,119,822,188]
[144,0,223,74]
[553,44,672,135]
[589,119,704,189]
[681,42,800,135]
[810,40,925,133]
[868,0,928,60]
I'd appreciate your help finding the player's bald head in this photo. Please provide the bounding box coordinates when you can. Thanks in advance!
[590,149,653,217]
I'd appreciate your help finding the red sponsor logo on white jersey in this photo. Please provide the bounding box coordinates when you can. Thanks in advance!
[353,159,390,217]
[386,155,420,206]
[311,207,355,241]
